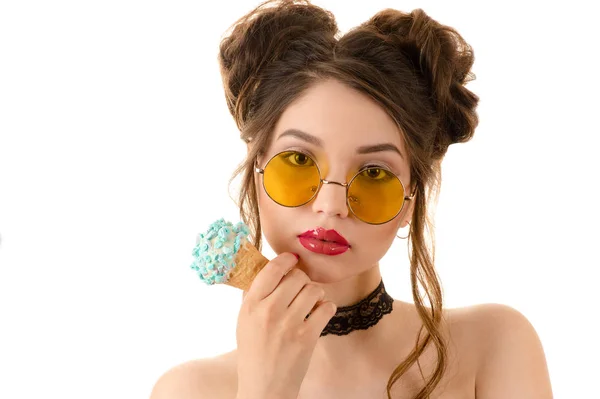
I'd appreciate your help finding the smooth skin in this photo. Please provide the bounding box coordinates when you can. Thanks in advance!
[150,80,553,398]
[150,300,553,398]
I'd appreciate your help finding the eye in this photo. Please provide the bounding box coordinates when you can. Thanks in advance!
[360,166,390,181]
[282,151,315,167]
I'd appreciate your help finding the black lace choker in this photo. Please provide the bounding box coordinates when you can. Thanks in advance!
[319,279,394,337]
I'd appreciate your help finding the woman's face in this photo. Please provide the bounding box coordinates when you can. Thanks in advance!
[254,79,414,283]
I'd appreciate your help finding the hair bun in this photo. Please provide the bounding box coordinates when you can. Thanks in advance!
[364,8,479,153]
[218,0,337,130]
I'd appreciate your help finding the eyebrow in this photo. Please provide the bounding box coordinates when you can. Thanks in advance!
[276,128,404,159]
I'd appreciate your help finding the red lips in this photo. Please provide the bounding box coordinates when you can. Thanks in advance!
[298,227,349,246]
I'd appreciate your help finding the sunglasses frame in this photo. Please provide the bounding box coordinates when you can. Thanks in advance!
[254,150,417,225]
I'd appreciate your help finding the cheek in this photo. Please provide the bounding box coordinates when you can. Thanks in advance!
[366,224,398,252]
[355,218,401,259]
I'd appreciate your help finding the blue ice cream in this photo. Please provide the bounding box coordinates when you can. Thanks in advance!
[190,218,251,285]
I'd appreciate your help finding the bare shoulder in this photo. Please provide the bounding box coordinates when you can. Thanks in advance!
[149,351,237,399]
[445,303,553,399]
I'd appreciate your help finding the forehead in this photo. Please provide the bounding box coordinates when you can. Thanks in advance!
[272,79,406,158]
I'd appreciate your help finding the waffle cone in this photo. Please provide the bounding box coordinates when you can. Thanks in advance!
[225,241,269,291]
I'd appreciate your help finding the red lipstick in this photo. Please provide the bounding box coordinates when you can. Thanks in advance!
[298,227,350,256]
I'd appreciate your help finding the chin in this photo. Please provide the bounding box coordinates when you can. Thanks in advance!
[295,257,350,284]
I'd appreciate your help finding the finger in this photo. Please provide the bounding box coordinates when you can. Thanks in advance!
[287,283,326,321]
[305,301,337,337]
[244,252,298,303]
[264,267,311,309]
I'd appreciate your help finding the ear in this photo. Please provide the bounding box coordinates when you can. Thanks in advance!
[399,185,417,228]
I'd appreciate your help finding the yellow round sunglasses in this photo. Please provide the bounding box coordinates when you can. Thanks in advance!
[255,150,416,225]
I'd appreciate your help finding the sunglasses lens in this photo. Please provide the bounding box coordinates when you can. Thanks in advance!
[263,151,320,206]
[347,168,405,224]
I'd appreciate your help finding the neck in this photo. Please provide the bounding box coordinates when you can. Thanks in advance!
[319,264,384,306]
[312,265,397,359]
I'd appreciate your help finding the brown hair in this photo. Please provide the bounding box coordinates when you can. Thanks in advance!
[218,0,479,397]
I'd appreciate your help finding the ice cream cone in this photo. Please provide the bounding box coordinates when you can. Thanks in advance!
[225,241,270,291]
[190,218,270,290]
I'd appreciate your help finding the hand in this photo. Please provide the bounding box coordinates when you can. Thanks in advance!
[235,252,337,399]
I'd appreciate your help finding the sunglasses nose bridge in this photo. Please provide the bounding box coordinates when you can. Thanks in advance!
[321,179,348,188]
[307,176,351,220]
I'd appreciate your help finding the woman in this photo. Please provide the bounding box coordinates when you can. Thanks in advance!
[151,0,552,397]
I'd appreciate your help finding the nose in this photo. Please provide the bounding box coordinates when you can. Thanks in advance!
[310,177,349,219]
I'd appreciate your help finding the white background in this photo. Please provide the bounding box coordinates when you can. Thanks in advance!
[1,0,598,398]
